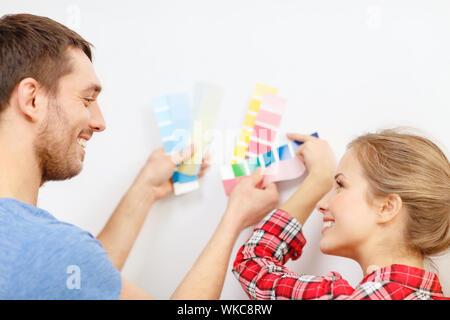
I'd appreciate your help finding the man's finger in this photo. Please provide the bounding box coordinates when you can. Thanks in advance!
[163,180,174,194]
[171,144,195,165]
[202,152,211,163]
[197,159,210,178]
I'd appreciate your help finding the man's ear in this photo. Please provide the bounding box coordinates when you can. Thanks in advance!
[377,194,403,224]
[15,77,46,122]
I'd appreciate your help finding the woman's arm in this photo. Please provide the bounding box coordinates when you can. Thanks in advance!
[279,133,336,224]
[232,134,351,300]
[232,205,355,300]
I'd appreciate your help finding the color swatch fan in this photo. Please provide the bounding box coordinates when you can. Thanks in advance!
[152,83,223,195]
[232,84,281,164]
[222,133,319,195]
[222,83,318,195]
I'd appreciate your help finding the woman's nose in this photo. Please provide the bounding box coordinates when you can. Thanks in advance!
[316,192,330,214]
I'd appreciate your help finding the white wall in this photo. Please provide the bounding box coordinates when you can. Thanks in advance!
[2,0,449,298]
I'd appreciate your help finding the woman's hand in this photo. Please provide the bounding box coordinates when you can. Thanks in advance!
[286,133,336,183]
[278,133,336,224]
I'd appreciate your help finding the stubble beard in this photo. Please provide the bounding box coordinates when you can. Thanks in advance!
[34,99,83,185]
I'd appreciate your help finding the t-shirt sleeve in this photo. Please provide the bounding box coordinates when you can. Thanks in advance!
[8,223,122,300]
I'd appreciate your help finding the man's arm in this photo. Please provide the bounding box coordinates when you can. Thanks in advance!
[169,212,241,299]
[171,169,279,299]
[97,147,197,271]
[96,176,156,271]
[115,168,278,300]
[119,276,155,300]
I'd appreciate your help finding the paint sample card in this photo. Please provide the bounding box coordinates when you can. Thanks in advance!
[221,132,319,196]
[152,92,200,195]
[261,157,306,187]
[152,84,224,195]
[247,93,286,158]
[153,95,175,152]
[153,93,192,154]
[231,84,278,164]
[173,180,200,195]
[173,171,199,196]
[222,176,246,196]
[177,83,224,176]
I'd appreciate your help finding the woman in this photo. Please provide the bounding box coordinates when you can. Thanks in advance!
[231,128,450,299]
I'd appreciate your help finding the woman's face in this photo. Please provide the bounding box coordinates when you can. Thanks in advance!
[317,148,379,260]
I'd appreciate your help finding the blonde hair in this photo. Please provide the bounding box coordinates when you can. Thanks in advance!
[348,128,450,257]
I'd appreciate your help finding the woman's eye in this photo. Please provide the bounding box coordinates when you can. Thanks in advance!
[335,180,343,189]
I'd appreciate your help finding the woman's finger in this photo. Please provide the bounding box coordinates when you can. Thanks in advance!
[286,132,316,143]
[296,144,306,163]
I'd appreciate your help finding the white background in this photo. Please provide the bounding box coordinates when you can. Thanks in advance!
[2,0,449,298]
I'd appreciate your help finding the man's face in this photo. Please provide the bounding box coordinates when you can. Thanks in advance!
[35,47,105,184]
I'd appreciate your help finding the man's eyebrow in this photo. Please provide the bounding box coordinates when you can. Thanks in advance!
[82,83,102,94]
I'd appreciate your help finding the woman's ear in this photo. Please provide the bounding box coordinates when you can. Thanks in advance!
[15,77,45,122]
[377,194,403,224]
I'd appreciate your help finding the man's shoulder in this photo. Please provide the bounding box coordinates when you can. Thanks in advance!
[0,198,56,226]
[0,199,121,299]
[0,198,100,253]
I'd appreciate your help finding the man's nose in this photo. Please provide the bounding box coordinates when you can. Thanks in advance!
[89,103,106,132]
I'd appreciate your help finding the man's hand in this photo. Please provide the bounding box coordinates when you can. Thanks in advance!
[224,168,280,230]
[98,145,209,271]
[137,145,210,201]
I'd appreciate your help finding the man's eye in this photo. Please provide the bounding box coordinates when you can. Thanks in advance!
[83,98,95,106]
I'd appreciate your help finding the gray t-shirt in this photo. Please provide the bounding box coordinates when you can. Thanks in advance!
[0,198,121,299]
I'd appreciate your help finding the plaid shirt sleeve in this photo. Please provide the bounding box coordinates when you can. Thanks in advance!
[232,208,355,300]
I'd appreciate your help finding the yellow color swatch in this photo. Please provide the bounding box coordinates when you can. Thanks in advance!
[231,84,278,164]
[243,114,256,128]
[233,145,248,159]
[253,84,278,98]
[238,129,252,144]
[177,83,224,176]
[248,98,261,113]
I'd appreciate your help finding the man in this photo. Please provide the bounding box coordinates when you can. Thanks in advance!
[0,13,279,299]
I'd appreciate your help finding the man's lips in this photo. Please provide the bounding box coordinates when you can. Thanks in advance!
[77,136,89,149]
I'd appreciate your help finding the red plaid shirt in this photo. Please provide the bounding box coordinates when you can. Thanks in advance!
[233,209,447,300]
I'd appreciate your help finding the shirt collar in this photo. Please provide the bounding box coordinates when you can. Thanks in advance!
[361,264,443,296]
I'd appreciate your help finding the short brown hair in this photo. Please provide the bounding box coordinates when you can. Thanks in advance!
[0,13,92,112]
[348,128,450,257]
